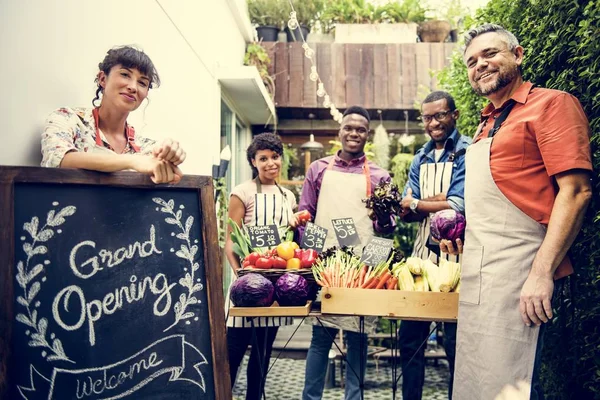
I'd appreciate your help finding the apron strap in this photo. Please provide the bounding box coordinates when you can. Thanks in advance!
[487,99,517,138]
[92,107,140,152]
[327,156,372,197]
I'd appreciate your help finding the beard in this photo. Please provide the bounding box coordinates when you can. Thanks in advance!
[471,65,519,96]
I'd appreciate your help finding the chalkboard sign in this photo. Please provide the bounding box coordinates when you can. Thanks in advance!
[360,237,394,267]
[331,218,361,248]
[300,222,328,253]
[247,225,280,248]
[0,167,230,400]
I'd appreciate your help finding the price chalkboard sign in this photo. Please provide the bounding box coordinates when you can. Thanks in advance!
[0,167,231,400]
[247,225,281,248]
[300,222,328,253]
[331,217,361,248]
[360,237,394,267]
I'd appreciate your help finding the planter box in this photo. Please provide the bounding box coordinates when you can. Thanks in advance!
[321,288,458,322]
[334,23,418,44]
[229,300,313,317]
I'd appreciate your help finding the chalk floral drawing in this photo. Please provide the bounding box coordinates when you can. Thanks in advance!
[16,204,76,364]
[153,198,203,332]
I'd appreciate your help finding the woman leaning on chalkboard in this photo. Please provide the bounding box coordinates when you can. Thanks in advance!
[225,133,307,399]
[40,46,186,184]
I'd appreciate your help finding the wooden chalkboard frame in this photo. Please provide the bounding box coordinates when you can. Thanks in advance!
[0,166,231,399]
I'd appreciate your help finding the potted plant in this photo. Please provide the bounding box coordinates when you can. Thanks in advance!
[418,19,452,42]
[284,0,324,42]
[244,42,275,98]
[325,0,427,44]
[247,0,286,41]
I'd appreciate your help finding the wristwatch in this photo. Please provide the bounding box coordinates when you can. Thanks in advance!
[410,199,419,214]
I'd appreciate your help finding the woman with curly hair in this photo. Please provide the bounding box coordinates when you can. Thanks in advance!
[225,132,306,399]
[41,46,185,184]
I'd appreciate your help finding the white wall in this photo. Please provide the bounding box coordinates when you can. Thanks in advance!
[0,0,249,176]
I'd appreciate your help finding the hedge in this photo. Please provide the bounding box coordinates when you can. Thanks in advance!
[438,0,600,398]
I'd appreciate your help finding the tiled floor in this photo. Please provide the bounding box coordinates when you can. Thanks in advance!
[232,355,451,399]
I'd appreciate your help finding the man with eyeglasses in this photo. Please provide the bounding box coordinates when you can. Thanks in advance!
[397,91,471,400]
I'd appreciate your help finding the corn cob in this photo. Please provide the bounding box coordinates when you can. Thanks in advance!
[414,275,429,291]
[405,257,424,275]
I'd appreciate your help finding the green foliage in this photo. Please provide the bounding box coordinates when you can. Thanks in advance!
[438,0,600,397]
[247,0,287,27]
[214,177,228,249]
[320,0,427,26]
[244,42,275,97]
[380,0,427,24]
[281,144,298,181]
[291,0,326,28]
[390,153,414,191]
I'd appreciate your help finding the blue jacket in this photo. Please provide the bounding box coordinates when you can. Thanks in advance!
[404,129,471,213]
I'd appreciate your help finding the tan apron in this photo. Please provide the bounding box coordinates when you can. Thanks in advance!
[226,180,294,328]
[453,137,545,399]
[311,157,378,334]
[411,156,460,264]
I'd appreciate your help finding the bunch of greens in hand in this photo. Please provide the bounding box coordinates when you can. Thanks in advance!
[363,178,403,221]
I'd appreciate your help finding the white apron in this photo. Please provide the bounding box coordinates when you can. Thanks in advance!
[311,157,378,334]
[452,137,545,399]
[411,153,460,264]
[226,179,294,328]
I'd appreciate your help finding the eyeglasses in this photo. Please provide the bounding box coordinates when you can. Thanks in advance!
[421,110,453,123]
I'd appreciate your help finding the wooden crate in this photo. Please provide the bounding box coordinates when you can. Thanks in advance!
[229,301,313,317]
[321,288,458,322]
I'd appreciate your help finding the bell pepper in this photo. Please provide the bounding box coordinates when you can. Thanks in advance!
[300,249,318,269]
[276,242,296,260]
[272,256,287,269]
[242,258,252,268]
[294,249,303,259]
[286,258,301,270]
[291,242,300,250]
[255,257,273,269]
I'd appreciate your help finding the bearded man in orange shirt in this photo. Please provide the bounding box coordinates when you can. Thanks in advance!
[443,24,593,400]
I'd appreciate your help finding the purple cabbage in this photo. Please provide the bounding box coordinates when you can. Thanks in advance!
[430,210,466,242]
[230,273,274,307]
[275,273,309,306]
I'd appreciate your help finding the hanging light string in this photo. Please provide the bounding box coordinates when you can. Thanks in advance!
[286,0,343,123]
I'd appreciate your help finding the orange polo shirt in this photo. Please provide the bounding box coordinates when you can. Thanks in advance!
[474,82,592,279]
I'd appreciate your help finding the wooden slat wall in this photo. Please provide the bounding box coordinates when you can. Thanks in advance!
[267,42,456,109]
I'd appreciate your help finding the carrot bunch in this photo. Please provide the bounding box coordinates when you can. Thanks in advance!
[312,249,398,290]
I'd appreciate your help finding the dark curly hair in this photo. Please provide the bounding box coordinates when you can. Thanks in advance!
[246,133,283,177]
[92,46,160,107]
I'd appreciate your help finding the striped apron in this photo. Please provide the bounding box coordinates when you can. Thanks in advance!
[226,179,294,328]
[411,154,460,264]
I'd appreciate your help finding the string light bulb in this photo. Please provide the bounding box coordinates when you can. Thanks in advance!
[287,11,299,30]
[317,83,326,97]
[302,43,314,59]
[309,66,319,82]
[323,95,331,108]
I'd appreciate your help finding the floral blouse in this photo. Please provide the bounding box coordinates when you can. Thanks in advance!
[41,107,156,168]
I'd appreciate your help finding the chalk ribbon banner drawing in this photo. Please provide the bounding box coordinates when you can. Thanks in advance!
[0,166,230,400]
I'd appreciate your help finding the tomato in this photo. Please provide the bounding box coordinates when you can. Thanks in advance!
[242,258,252,268]
[297,210,312,223]
[276,242,296,260]
[255,257,273,269]
[286,258,301,270]
[272,256,287,269]
[245,252,261,265]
